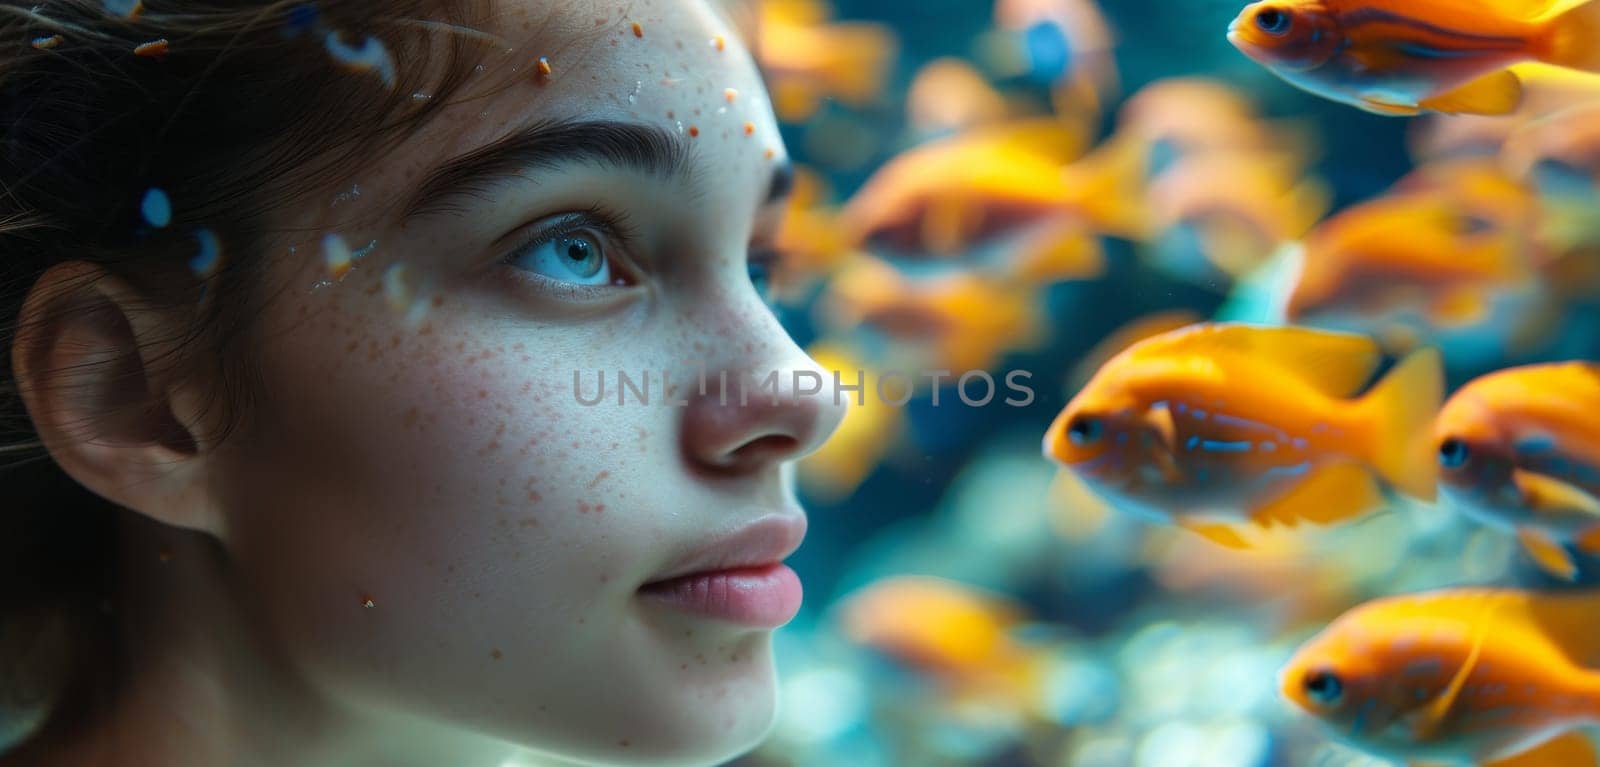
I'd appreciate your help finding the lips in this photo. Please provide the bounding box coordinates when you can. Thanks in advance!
[639,513,807,627]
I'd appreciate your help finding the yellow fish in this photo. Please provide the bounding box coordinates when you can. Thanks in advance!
[1288,161,1542,333]
[1043,323,1442,547]
[841,118,1142,255]
[747,0,899,122]
[838,575,1060,716]
[1282,587,1600,767]
[797,342,904,501]
[1228,0,1600,116]
[1435,362,1600,580]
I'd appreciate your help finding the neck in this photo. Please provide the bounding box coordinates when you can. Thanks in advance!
[9,510,516,767]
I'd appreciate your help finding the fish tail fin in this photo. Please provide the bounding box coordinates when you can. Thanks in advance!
[1061,135,1150,240]
[1359,347,1444,501]
[1541,0,1600,73]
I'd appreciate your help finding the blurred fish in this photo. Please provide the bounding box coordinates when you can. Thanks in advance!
[1281,587,1600,766]
[1410,64,1600,162]
[1117,77,1319,175]
[821,259,1044,372]
[1435,362,1600,580]
[841,118,1124,255]
[797,342,905,501]
[905,58,1014,137]
[1001,214,1106,285]
[747,0,899,122]
[1227,0,1600,116]
[771,167,859,302]
[1287,162,1544,339]
[990,0,1119,119]
[1145,151,1331,282]
[1043,323,1442,547]
[1502,101,1600,250]
[838,575,1059,714]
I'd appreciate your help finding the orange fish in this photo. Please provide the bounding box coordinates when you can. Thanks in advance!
[1043,323,1442,547]
[1287,161,1542,332]
[797,342,904,500]
[1410,64,1600,163]
[1434,362,1600,580]
[746,0,899,122]
[821,259,1044,373]
[1118,77,1315,167]
[905,58,1014,137]
[840,118,1121,255]
[1281,587,1600,767]
[770,167,859,301]
[991,0,1119,118]
[838,575,1060,714]
[1228,0,1600,116]
[1145,151,1331,281]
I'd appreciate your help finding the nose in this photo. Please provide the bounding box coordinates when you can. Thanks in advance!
[679,340,847,476]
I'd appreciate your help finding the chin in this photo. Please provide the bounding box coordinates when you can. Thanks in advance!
[600,638,782,767]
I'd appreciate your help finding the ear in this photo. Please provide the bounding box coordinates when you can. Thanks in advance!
[11,261,221,536]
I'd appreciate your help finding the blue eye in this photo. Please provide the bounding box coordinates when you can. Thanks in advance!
[1439,438,1471,468]
[1068,416,1103,446]
[1255,7,1292,35]
[1303,670,1343,707]
[507,230,612,286]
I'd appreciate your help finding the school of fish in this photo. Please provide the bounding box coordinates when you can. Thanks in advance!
[733,0,1600,765]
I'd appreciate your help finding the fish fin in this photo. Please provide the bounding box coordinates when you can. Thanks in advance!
[1177,520,1253,549]
[1410,600,1499,741]
[1484,732,1599,767]
[1514,469,1600,516]
[1518,526,1579,580]
[1358,95,1422,116]
[1428,287,1491,327]
[1418,70,1524,116]
[1542,0,1600,73]
[1360,347,1445,501]
[1131,324,1382,397]
[1249,461,1384,527]
[1060,134,1152,240]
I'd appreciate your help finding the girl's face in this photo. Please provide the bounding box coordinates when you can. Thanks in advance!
[204,0,844,762]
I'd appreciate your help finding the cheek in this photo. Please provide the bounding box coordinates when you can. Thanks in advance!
[214,285,683,689]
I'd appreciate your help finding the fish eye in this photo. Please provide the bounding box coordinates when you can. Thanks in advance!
[1303,669,1344,707]
[1068,416,1103,446]
[1438,438,1471,468]
[1255,7,1293,35]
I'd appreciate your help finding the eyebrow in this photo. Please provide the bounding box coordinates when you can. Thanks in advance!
[400,119,696,221]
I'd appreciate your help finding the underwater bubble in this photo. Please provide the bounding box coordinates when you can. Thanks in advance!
[383,263,412,311]
[103,0,141,18]
[133,39,169,58]
[411,92,432,101]
[351,239,378,260]
[323,234,353,281]
[189,229,222,279]
[324,31,396,89]
[140,188,171,229]
[331,184,361,207]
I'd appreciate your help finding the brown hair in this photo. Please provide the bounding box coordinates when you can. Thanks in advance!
[0,0,495,753]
